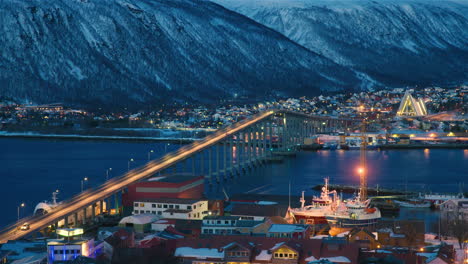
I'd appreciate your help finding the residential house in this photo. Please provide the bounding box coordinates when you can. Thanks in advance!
[174,237,359,264]
[346,228,379,250]
[226,203,285,221]
[377,220,425,248]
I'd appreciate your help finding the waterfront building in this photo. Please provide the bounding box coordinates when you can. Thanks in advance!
[122,174,204,208]
[201,215,268,236]
[225,202,285,221]
[132,198,209,220]
[440,198,468,222]
[396,91,428,117]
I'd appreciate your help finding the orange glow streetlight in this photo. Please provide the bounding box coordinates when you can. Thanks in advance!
[357,167,365,174]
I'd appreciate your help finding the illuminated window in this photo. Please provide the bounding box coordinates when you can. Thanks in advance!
[140,203,144,207]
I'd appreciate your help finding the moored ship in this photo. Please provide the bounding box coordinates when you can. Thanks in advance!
[325,194,381,229]
[325,121,381,232]
[287,178,338,224]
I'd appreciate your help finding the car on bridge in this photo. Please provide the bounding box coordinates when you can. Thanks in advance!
[19,223,30,231]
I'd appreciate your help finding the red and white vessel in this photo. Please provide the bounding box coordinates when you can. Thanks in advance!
[286,178,338,224]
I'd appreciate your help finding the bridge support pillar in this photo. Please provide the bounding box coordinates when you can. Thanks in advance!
[83,208,87,225]
[74,213,78,227]
[100,200,104,215]
[64,216,69,228]
[92,204,96,220]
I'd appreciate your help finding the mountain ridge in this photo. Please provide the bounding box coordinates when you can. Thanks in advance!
[211,0,468,88]
[0,0,361,107]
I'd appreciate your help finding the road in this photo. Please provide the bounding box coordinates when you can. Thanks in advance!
[0,110,277,243]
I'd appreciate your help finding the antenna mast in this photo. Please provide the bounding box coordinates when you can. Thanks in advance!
[360,120,367,202]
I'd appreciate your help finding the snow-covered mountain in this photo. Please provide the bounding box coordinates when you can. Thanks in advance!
[0,0,362,107]
[211,0,468,88]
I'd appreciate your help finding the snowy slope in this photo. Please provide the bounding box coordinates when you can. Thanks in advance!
[0,0,362,107]
[211,0,468,87]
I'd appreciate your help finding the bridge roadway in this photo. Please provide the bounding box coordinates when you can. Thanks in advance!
[0,110,356,244]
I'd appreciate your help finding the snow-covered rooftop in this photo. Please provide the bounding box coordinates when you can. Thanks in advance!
[119,214,159,225]
[255,250,272,261]
[175,247,224,259]
[268,224,308,233]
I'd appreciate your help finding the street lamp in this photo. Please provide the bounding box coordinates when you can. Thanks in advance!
[148,150,154,161]
[81,177,88,192]
[128,158,134,171]
[357,167,364,174]
[106,168,112,181]
[17,203,25,222]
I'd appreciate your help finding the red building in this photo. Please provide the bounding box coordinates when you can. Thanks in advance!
[122,174,204,207]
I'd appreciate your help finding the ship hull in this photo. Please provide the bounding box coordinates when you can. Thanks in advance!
[325,215,379,228]
[292,213,328,224]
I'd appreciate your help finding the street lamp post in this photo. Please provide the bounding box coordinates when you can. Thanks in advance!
[81,177,88,192]
[148,150,154,161]
[17,203,25,222]
[128,158,134,171]
[106,168,112,181]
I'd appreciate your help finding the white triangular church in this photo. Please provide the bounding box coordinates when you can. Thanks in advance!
[397,91,427,116]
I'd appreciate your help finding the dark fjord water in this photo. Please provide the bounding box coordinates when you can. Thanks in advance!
[1,138,467,228]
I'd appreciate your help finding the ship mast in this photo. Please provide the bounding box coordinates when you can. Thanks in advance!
[359,120,367,202]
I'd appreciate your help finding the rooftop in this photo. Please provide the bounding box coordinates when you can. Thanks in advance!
[136,198,203,204]
[268,224,309,233]
[147,174,203,183]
